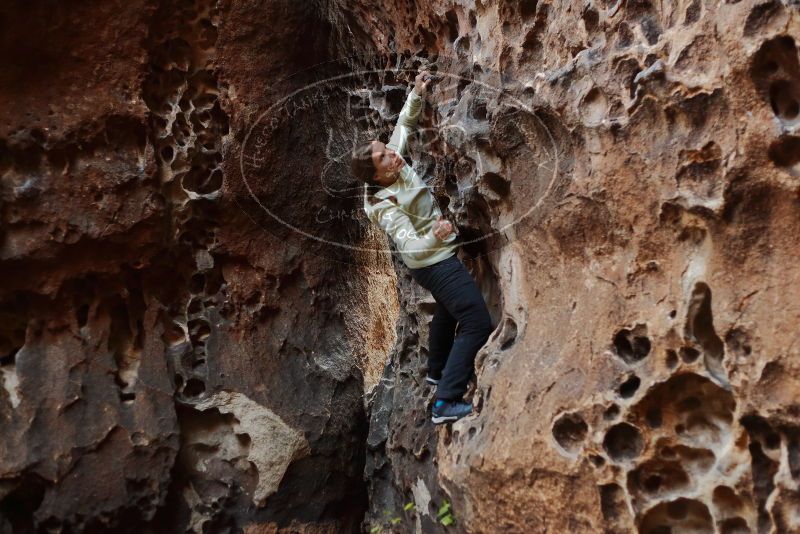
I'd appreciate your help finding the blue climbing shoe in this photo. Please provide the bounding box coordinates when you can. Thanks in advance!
[431,398,472,425]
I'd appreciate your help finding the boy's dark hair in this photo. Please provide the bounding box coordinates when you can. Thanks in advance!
[351,139,386,200]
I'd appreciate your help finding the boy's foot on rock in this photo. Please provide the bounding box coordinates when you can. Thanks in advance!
[431,398,472,424]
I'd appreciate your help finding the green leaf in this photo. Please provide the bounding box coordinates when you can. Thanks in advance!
[390,517,401,524]
[403,502,415,511]
[441,515,454,526]
[437,501,451,518]
[369,526,382,534]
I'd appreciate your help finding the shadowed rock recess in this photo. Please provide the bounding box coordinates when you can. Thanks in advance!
[1,1,799,533]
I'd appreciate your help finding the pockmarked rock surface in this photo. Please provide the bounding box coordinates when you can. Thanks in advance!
[1,0,799,533]
[353,1,800,534]
[1,0,393,531]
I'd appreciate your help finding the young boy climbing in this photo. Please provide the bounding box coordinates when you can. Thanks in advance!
[350,70,494,425]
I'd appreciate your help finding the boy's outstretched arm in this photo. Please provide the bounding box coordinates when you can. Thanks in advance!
[387,71,432,157]
[398,71,431,127]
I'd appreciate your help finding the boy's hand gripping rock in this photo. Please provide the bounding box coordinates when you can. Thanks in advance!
[433,217,454,241]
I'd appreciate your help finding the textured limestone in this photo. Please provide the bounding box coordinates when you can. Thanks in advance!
[0,0,387,531]
[2,0,800,533]
[194,391,311,506]
[355,1,800,533]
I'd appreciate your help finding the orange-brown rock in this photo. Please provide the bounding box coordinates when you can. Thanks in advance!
[2,0,799,533]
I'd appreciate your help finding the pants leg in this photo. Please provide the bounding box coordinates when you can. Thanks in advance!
[410,255,493,400]
[427,303,457,378]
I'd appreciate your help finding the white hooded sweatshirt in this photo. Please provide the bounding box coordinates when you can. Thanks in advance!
[362,90,458,269]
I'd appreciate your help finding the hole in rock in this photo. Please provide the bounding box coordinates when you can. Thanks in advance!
[590,455,605,467]
[498,317,517,350]
[619,375,641,399]
[603,423,644,462]
[444,10,459,42]
[629,459,690,501]
[604,404,620,421]
[744,0,785,37]
[685,283,725,383]
[183,378,206,397]
[742,414,781,450]
[197,19,218,50]
[612,325,651,364]
[0,474,47,532]
[520,0,538,19]
[786,429,800,481]
[580,87,608,125]
[768,136,800,173]
[481,173,510,201]
[552,412,589,454]
[76,303,90,328]
[665,349,678,368]
[677,396,701,412]
[418,25,438,49]
[639,498,713,534]
[635,374,735,450]
[724,327,752,358]
[599,483,630,526]
[680,346,700,363]
[188,297,204,315]
[188,318,210,341]
[684,0,701,25]
[616,22,634,49]
[236,433,251,447]
[745,438,778,532]
[644,475,662,493]
[160,145,175,162]
[646,407,662,428]
[751,36,799,93]
[0,347,20,366]
[769,80,800,120]
[582,7,599,33]
[667,499,689,520]
[205,273,224,295]
[713,485,743,515]
[189,273,205,294]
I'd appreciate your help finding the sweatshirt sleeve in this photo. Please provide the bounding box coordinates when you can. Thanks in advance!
[375,202,443,262]
[397,90,424,128]
[386,91,424,158]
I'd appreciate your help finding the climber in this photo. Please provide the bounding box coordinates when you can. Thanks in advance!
[350,70,493,425]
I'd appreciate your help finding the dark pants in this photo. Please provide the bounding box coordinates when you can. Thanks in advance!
[409,255,493,400]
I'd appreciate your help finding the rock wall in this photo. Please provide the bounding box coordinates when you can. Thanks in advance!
[0,0,396,531]
[2,0,800,533]
[355,1,800,534]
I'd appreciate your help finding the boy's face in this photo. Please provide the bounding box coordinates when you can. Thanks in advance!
[371,140,403,186]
